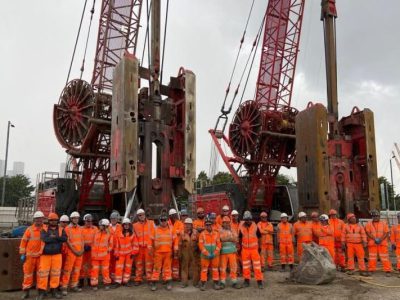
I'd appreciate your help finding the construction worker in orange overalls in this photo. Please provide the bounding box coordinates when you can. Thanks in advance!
[198,216,221,291]
[390,212,400,277]
[230,210,241,276]
[90,219,113,290]
[293,211,313,260]
[133,208,154,285]
[328,209,346,271]
[209,212,221,231]
[215,205,230,227]
[150,214,178,291]
[310,211,321,244]
[19,211,45,299]
[341,213,368,276]
[315,214,335,260]
[60,211,84,296]
[239,211,264,289]
[79,214,97,288]
[277,213,294,272]
[109,211,122,282]
[257,211,274,271]
[59,215,69,277]
[36,213,67,299]
[365,210,392,276]
[179,218,199,288]
[168,208,184,281]
[219,216,241,289]
[112,217,139,288]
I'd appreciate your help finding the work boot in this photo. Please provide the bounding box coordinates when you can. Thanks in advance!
[51,288,62,299]
[71,286,82,292]
[78,278,84,289]
[35,290,45,300]
[243,279,250,288]
[166,281,172,291]
[180,282,188,288]
[219,282,225,290]
[386,272,391,277]
[213,281,221,290]
[280,264,286,272]
[267,265,274,271]
[346,270,354,275]
[111,282,121,289]
[360,271,368,277]
[61,288,68,296]
[21,289,30,299]
[200,281,206,291]
[289,264,294,271]
[150,282,157,291]
[126,281,134,287]
[232,282,241,289]
[340,266,346,273]
[104,285,110,290]
[134,281,141,286]
[261,266,265,272]
[92,286,98,291]
[257,280,264,289]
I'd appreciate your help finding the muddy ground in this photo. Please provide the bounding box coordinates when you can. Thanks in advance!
[2,271,400,300]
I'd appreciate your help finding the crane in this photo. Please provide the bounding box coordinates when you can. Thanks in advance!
[295,0,379,218]
[53,0,196,218]
[209,0,305,213]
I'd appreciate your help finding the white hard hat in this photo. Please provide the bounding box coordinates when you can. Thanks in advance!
[222,205,229,211]
[83,214,93,221]
[60,215,69,222]
[122,217,131,224]
[110,211,120,219]
[99,219,110,226]
[243,211,252,220]
[33,211,45,219]
[184,218,193,224]
[231,210,239,216]
[319,214,329,221]
[298,212,307,218]
[280,213,288,218]
[70,211,80,218]
[169,208,177,216]
[137,208,145,215]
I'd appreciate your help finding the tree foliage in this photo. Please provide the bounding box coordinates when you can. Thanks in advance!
[0,175,35,206]
[378,176,400,210]
[211,171,233,185]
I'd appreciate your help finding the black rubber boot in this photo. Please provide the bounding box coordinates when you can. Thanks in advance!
[35,289,45,300]
[243,279,250,288]
[110,282,121,289]
[150,282,157,291]
[51,288,62,299]
[200,281,206,291]
[213,281,220,290]
[21,289,30,299]
[257,280,264,289]
[280,264,286,272]
[166,280,172,291]
[289,264,294,271]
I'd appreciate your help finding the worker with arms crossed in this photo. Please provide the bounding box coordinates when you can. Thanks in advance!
[179,217,199,288]
[293,212,313,260]
[257,211,274,271]
[277,213,294,272]
[328,209,346,271]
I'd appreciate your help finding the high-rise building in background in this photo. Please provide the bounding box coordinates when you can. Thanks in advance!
[13,161,25,175]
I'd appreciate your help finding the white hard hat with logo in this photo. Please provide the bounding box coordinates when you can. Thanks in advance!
[184,218,193,224]
[60,215,69,222]
[33,211,45,219]
[122,217,131,224]
[70,211,80,218]
[169,208,177,216]
[137,208,145,215]
[280,213,288,218]
[298,212,307,218]
[231,210,239,216]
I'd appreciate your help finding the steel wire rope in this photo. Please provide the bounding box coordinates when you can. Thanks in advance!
[65,0,88,86]
[140,0,152,67]
[146,0,152,81]
[80,0,97,79]
[160,0,169,86]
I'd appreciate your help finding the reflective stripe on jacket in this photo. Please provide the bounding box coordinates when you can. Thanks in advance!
[257,221,274,245]
[92,229,113,260]
[364,221,389,246]
[341,223,367,244]
[239,222,259,249]
[19,225,43,257]
[199,230,221,257]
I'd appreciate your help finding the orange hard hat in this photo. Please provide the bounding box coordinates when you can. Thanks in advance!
[329,209,337,215]
[48,213,59,220]
[346,213,355,221]
[311,211,319,218]
[260,212,268,217]
[222,216,231,223]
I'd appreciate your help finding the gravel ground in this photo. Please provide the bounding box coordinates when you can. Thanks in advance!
[1,271,400,300]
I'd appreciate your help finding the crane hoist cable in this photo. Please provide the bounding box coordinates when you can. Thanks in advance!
[80,0,97,79]
[65,0,88,85]
[160,0,170,86]
[146,0,152,72]
[141,0,152,67]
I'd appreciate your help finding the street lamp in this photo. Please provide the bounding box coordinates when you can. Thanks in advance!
[390,155,397,213]
[1,121,15,206]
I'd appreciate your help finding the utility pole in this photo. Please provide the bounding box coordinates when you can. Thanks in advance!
[1,121,15,206]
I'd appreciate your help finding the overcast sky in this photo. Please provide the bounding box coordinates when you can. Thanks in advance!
[1,0,399,192]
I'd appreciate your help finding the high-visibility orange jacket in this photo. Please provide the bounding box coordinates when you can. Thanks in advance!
[311,221,321,242]
[198,230,221,257]
[82,225,97,246]
[341,223,367,244]
[364,220,389,246]
[329,218,345,242]
[257,221,274,246]
[216,215,229,226]
[316,224,334,247]
[115,231,139,256]
[277,222,293,245]
[231,221,240,235]
[390,224,400,246]
[293,221,313,244]
[152,226,178,253]
[169,219,184,237]
[193,219,205,231]
[219,228,237,254]
[20,225,44,257]
[133,220,155,248]
[239,222,260,250]
[65,224,84,254]
[91,229,113,260]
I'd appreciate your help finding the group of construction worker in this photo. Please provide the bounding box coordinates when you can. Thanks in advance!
[18,206,400,299]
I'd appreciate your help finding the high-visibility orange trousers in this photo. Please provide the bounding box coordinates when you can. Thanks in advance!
[135,247,153,282]
[109,250,116,280]
[297,241,311,260]
[219,253,237,283]
[334,241,346,267]
[346,243,366,271]
[279,243,294,264]
[151,252,172,281]
[241,248,263,281]
[368,245,392,272]
[395,246,400,270]
[79,251,92,279]
[37,254,62,290]
[22,256,40,290]
[200,256,220,282]
[172,257,180,280]
[260,244,274,268]
[114,255,133,284]
[320,244,335,261]
[61,251,83,288]
[90,259,111,286]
